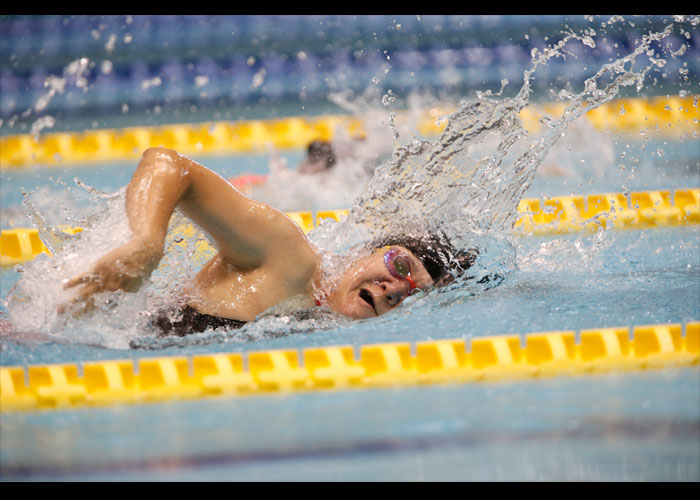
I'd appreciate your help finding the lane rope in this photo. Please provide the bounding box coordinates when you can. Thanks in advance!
[1,322,697,412]
[1,96,697,169]
[2,188,698,267]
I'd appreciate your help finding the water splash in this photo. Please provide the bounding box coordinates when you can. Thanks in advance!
[309,22,686,299]
[5,182,207,349]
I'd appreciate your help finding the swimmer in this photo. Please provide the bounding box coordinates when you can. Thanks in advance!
[60,147,475,336]
[297,139,380,176]
[227,140,337,195]
[298,140,336,174]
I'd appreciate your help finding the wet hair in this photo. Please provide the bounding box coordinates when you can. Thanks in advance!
[371,233,477,287]
[306,140,336,169]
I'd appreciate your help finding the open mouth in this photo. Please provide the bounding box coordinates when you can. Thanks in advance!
[359,288,376,314]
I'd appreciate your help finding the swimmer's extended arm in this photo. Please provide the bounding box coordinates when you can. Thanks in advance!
[62,147,313,313]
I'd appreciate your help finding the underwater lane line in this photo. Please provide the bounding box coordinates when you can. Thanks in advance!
[1,322,697,413]
[0,96,697,169]
[1,415,698,479]
[2,188,698,267]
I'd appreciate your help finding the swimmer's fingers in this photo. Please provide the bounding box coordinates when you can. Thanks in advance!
[59,269,143,316]
[57,284,98,317]
[58,240,158,317]
[59,272,104,316]
[63,272,96,289]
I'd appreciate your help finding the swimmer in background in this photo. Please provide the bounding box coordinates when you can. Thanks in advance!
[231,137,379,189]
[230,137,382,213]
[61,147,476,337]
[295,138,386,176]
[297,140,336,174]
[227,140,338,196]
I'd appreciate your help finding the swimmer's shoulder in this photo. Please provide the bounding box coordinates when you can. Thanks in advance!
[262,210,319,283]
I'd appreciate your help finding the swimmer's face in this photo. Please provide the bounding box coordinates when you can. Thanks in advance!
[327,246,434,319]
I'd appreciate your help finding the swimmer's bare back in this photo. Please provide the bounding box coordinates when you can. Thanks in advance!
[61,147,320,322]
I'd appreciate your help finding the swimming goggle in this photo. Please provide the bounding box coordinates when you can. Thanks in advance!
[383,248,418,293]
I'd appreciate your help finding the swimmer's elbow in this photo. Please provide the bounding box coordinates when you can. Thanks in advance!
[140,147,181,165]
[137,147,192,180]
[129,147,195,211]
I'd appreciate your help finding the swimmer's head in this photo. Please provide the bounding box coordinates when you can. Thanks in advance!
[326,234,477,319]
[299,141,336,174]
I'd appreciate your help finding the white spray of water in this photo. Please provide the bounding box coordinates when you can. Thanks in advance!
[309,22,685,302]
[4,182,211,348]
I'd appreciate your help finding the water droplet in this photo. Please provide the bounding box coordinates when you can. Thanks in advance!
[381,90,396,107]
[194,75,209,88]
[582,36,596,48]
[105,33,117,53]
[100,60,113,74]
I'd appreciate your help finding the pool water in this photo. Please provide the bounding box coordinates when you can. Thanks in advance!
[1,369,697,481]
[1,140,698,480]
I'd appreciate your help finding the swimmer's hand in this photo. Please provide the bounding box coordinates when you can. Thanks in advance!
[58,237,163,316]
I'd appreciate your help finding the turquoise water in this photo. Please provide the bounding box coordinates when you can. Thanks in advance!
[1,148,698,480]
[1,369,698,481]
